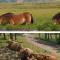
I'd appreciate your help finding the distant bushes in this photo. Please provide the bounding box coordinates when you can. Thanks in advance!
[11,3,60,9]
[37,22,60,31]
[0,22,60,31]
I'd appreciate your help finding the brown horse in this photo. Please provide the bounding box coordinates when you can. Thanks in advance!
[52,13,60,25]
[0,12,33,25]
[9,12,33,25]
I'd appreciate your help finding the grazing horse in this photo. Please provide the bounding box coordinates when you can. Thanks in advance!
[52,13,60,25]
[9,12,33,25]
[0,12,33,25]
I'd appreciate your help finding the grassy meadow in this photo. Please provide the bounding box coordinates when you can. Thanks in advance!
[0,3,60,30]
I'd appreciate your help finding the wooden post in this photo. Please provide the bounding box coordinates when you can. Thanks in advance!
[45,33,47,39]
[10,33,13,40]
[15,33,17,40]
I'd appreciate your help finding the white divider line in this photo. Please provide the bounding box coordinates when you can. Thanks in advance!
[0,31,60,33]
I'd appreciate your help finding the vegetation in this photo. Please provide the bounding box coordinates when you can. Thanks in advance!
[0,3,60,30]
[35,33,60,44]
[0,33,46,53]
[0,33,60,60]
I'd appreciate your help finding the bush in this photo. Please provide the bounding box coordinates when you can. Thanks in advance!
[37,22,60,31]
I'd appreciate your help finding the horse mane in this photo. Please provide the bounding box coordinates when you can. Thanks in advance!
[2,12,14,17]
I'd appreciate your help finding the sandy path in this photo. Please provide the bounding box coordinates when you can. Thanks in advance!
[23,34,60,56]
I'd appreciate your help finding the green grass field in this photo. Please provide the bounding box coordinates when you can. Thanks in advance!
[0,3,60,31]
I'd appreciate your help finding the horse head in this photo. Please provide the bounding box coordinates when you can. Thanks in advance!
[52,13,60,25]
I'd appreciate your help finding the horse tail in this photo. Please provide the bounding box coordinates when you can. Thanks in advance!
[31,14,33,24]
